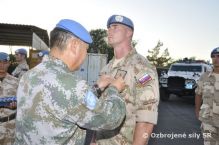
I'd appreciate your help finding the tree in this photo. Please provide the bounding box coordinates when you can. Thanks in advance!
[88,29,114,62]
[147,41,173,67]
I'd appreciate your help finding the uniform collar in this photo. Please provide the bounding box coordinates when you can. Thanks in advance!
[110,48,137,68]
[43,55,70,71]
[19,60,27,65]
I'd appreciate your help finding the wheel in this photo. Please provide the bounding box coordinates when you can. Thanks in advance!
[160,87,170,101]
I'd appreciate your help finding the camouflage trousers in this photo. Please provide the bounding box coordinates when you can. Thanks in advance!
[0,119,16,145]
[201,123,219,145]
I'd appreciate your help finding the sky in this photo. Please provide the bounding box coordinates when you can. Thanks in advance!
[0,0,219,61]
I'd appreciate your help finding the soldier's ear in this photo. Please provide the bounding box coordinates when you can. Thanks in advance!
[69,39,80,56]
[126,28,133,38]
[68,39,82,65]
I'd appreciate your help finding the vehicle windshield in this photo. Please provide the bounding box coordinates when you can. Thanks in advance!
[170,65,202,72]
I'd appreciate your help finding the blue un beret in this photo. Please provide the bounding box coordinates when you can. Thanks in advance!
[55,19,93,44]
[38,50,49,57]
[107,15,134,30]
[211,47,219,57]
[0,52,10,61]
[15,48,27,55]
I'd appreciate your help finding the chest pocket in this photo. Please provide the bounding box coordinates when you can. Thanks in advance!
[200,104,212,118]
[203,82,214,98]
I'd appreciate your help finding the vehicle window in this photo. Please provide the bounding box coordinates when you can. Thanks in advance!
[204,67,207,72]
[170,65,202,72]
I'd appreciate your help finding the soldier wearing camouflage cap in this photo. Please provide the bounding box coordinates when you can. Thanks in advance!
[0,52,19,145]
[12,48,29,79]
[91,14,159,145]
[14,19,126,145]
[195,47,219,145]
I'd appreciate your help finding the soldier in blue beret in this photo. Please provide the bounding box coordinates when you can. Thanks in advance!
[12,48,29,79]
[91,15,159,145]
[0,52,10,61]
[211,47,219,58]
[38,50,49,57]
[15,48,27,55]
[0,52,19,144]
[14,19,126,145]
[195,47,219,145]
[37,50,49,64]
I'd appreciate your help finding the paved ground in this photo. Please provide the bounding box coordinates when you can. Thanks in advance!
[148,95,204,145]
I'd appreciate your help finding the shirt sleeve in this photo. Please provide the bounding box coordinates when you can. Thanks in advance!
[195,74,204,96]
[134,67,159,125]
[66,82,126,131]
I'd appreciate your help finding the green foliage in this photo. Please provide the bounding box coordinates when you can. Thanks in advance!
[147,41,173,67]
[8,54,18,74]
[9,54,16,62]
[88,29,114,62]
[132,40,138,48]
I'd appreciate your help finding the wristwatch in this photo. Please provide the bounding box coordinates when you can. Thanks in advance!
[92,84,102,98]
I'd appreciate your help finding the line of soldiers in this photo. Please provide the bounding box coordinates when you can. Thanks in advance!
[0,49,49,145]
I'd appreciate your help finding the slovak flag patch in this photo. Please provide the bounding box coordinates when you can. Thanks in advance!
[138,73,152,85]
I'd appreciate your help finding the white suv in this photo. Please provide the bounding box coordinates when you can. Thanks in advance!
[159,61,212,101]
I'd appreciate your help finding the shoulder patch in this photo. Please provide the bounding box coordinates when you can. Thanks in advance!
[83,91,98,110]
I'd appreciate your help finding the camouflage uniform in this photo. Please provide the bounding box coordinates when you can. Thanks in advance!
[0,74,19,145]
[12,60,29,79]
[196,71,219,145]
[14,56,126,145]
[96,49,159,145]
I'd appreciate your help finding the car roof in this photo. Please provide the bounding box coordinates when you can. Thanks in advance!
[171,63,210,66]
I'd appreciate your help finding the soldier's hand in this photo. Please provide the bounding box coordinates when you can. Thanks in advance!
[111,77,126,92]
[97,75,113,90]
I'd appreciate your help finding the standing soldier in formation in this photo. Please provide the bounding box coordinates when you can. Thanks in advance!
[195,47,219,145]
[12,48,29,79]
[92,14,159,145]
[0,52,19,145]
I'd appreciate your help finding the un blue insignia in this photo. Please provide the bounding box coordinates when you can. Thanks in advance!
[83,91,98,110]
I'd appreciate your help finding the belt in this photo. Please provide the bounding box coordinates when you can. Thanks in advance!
[0,113,16,123]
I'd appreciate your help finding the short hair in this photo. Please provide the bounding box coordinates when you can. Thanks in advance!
[50,28,75,51]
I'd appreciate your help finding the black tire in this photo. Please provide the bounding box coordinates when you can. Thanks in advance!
[160,88,170,101]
